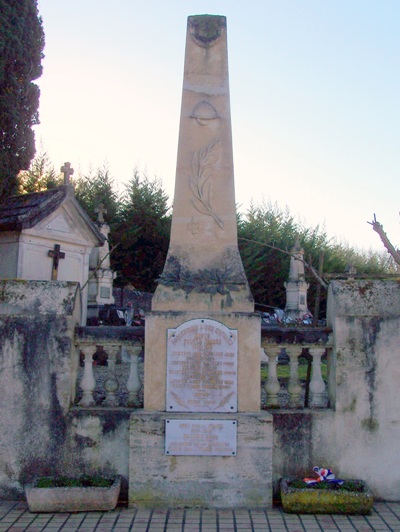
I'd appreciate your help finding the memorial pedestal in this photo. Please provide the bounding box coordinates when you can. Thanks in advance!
[144,311,261,412]
[129,411,273,508]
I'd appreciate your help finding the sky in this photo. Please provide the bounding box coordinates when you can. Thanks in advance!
[34,1,400,252]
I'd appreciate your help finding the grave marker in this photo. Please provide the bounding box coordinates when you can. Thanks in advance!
[48,243,65,280]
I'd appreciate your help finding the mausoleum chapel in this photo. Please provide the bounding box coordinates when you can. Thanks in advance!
[0,163,105,325]
[0,14,400,509]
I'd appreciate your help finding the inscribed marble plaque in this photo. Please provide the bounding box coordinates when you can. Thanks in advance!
[166,318,238,412]
[165,419,237,456]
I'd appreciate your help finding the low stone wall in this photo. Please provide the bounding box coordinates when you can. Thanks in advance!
[2,279,400,504]
[0,281,130,500]
[272,280,400,501]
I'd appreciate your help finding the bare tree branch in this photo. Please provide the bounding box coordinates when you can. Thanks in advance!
[80,242,120,293]
[238,237,328,289]
[368,214,400,266]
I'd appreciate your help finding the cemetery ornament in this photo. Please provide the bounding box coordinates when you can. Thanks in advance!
[304,466,344,486]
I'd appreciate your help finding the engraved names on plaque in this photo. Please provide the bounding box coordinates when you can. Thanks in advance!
[165,419,237,456]
[166,318,238,412]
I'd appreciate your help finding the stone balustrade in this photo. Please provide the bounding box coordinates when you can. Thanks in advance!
[261,325,333,409]
[74,324,332,410]
[75,326,144,407]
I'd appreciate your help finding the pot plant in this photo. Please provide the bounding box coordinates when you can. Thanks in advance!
[280,467,373,515]
[26,474,121,513]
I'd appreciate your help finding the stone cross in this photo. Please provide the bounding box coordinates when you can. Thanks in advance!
[61,162,74,185]
[95,203,107,224]
[48,244,65,280]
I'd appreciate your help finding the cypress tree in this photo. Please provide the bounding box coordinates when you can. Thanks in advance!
[0,0,44,199]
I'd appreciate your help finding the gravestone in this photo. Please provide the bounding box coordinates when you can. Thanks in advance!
[87,203,116,321]
[284,237,310,319]
[130,15,272,508]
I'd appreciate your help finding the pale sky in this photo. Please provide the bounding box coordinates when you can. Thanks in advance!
[35,1,400,251]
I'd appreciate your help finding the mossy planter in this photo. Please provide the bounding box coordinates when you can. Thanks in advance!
[280,478,373,515]
[26,476,121,513]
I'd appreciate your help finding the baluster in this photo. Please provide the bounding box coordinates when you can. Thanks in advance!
[126,342,143,406]
[309,348,326,408]
[287,347,303,407]
[103,345,120,407]
[264,347,281,407]
[78,346,96,407]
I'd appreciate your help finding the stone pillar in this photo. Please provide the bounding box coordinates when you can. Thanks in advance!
[264,347,281,407]
[287,347,303,407]
[78,346,96,407]
[126,342,143,407]
[309,347,326,407]
[103,345,120,407]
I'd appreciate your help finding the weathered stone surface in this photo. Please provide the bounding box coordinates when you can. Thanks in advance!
[129,411,272,508]
[280,478,373,515]
[0,282,130,502]
[0,279,81,317]
[152,15,252,313]
[144,311,260,412]
[271,280,400,502]
[26,476,121,512]
[261,325,332,345]
[0,282,81,498]
[75,325,144,343]
[328,279,400,318]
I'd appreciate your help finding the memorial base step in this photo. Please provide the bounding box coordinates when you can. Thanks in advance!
[129,410,273,508]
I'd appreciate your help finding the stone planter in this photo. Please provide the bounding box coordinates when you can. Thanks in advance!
[26,476,121,513]
[280,478,373,515]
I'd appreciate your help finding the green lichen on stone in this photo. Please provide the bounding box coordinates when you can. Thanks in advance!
[341,396,357,413]
[361,417,379,432]
[280,478,373,515]
[188,15,226,46]
[158,256,246,295]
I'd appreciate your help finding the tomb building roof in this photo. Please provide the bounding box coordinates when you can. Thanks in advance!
[0,185,105,245]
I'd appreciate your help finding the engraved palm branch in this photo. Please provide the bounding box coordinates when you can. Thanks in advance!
[190,138,224,229]
[216,391,235,409]
[170,391,190,410]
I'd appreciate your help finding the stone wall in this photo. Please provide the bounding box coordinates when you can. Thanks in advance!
[0,281,130,500]
[2,279,400,503]
[273,280,400,501]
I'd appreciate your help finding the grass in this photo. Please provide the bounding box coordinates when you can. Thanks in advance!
[261,360,327,382]
[36,476,114,488]
[289,479,364,493]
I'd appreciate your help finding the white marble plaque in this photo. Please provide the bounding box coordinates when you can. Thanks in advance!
[165,419,237,456]
[166,319,238,412]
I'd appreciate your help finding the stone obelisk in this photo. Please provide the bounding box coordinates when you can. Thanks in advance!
[152,14,253,313]
[131,15,272,509]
